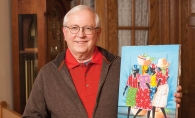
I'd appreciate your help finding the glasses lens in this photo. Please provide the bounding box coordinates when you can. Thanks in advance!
[69,26,79,34]
[84,27,92,34]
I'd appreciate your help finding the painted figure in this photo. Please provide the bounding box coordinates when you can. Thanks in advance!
[133,54,152,118]
[134,65,152,118]
[152,58,170,118]
[123,65,140,118]
[149,63,157,100]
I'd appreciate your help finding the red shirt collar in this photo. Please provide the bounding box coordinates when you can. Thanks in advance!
[65,47,103,69]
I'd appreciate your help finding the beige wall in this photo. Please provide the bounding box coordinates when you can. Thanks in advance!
[0,0,13,109]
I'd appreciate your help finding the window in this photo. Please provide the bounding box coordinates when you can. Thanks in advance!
[118,0,149,55]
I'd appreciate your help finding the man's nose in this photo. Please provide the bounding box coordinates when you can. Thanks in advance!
[77,27,86,37]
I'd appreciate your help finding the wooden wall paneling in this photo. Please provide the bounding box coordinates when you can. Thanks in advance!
[18,0,38,14]
[180,0,189,117]
[12,0,20,113]
[159,0,170,44]
[188,15,195,67]
[158,0,163,44]
[18,0,32,14]
[188,26,195,118]
[178,0,182,44]
[107,0,118,55]
[180,0,189,91]
[179,0,195,117]
[187,0,195,116]
[179,0,189,117]
[95,0,118,55]
[95,0,108,51]
[169,0,180,44]
[37,1,47,70]
[149,0,176,44]
[148,0,160,44]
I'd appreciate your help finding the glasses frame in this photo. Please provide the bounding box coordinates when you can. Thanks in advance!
[64,25,99,35]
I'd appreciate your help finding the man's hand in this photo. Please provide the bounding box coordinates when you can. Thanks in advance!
[174,85,182,108]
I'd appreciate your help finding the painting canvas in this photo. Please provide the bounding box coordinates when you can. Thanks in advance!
[118,45,180,118]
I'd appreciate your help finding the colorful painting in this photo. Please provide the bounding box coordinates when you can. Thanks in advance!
[118,45,180,118]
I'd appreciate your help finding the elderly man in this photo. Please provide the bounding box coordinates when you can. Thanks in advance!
[22,5,182,118]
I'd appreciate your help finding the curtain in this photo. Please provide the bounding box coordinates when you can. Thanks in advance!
[118,0,148,55]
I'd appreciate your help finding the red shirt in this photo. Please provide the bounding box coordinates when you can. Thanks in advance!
[65,47,103,118]
[126,74,139,88]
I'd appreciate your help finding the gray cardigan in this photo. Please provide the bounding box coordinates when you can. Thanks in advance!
[22,47,121,118]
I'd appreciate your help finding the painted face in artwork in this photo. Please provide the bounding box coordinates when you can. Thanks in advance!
[142,65,149,74]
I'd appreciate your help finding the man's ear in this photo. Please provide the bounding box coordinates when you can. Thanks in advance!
[62,27,67,41]
[96,28,101,38]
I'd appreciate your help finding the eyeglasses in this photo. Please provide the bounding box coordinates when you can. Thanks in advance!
[64,25,98,35]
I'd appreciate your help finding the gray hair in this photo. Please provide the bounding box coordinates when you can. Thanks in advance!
[63,5,100,27]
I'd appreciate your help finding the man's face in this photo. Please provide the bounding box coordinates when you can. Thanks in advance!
[62,9,101,57]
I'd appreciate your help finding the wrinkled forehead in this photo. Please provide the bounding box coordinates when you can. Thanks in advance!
[71,9,95,17]
[67,9,96,25]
